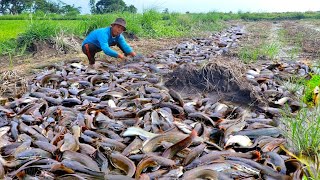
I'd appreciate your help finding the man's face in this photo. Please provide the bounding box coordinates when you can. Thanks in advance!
[111,24,125,36]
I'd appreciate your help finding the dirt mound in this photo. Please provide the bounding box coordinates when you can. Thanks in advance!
[30,34,82,58]
[164,58,260,106]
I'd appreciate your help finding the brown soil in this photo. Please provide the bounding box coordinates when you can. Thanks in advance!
[282,21,320,57]
[164,56,261,107]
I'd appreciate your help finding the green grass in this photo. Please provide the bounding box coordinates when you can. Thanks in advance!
[0,20,82,41]
[280,72,320,179]
[277,28,302,60]
[238,42,280,63]
[0,20,28,41]
[288,46,302,59]
[261,42,280,60]
[238,46,260,64]
[280,106,320,179]
[0,20,83,55]
[282,75,306,96]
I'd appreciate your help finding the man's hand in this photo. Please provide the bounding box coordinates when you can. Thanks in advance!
[117,54,129,65]
[129,52,136,57]
[118,54,125,59]
[118,54,129,61]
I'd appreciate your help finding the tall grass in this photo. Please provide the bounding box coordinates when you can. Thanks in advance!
[238,42,280,63]
[280,106,320,179]
[238,46,260,64]
[261,42,280,60]
[281,75,305,96]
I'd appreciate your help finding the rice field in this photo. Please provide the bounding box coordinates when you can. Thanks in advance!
[0,20,28,41]
[0,20,83,41]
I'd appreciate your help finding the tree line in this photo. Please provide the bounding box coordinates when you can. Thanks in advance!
[0,0,137,15]
[90,0,137,14]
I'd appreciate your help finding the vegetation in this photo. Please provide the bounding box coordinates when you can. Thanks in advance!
[0,0,80,15]
[282,75,305,96]
[281,106,320,180]
[2,10,320,58]
[93,0,137,14]
[280,62,320,180]
[0,11,228,56]
[238,42,280,63]
[0,0,137,15]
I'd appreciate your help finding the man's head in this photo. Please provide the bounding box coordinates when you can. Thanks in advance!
[111,18,126,36]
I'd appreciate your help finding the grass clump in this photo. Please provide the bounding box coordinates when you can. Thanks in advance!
[238,47,260,64]
[15,21,58,53]
[280,106,320,180]
[282,75,306,97]
[239,42,280,63]
[261,42,280,60]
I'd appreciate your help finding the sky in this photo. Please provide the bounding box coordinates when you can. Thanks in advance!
[60,0,320,14]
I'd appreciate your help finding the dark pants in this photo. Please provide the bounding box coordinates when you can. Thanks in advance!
[82,43,125,65]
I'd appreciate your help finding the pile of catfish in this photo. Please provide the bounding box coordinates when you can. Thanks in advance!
[0,25,309,179]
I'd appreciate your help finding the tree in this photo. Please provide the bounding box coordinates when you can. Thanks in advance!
[57,1,81,15]
[162,8,169,14]
[33,0,60,13]
[89,0,97,14]
[126,5,137,13]
[60,4,81,15]
[0,0,11,14]
[96,0,125,13]
[95,0,137,14]
[0,0,32,14]
[0,0,80,15]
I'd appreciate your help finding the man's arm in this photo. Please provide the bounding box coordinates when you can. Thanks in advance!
[101,43,120,58]
[118,35,134,56]
[98,32,121,58]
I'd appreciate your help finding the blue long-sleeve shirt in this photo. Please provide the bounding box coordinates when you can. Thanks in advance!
[82,27,133,58]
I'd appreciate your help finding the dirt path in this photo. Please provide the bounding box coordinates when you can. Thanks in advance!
[268,22,288,60]
[267,21,301,61]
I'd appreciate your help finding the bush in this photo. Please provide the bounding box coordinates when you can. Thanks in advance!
[17,22,57,49]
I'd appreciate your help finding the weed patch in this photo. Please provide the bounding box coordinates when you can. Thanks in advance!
[281,106,320,179]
